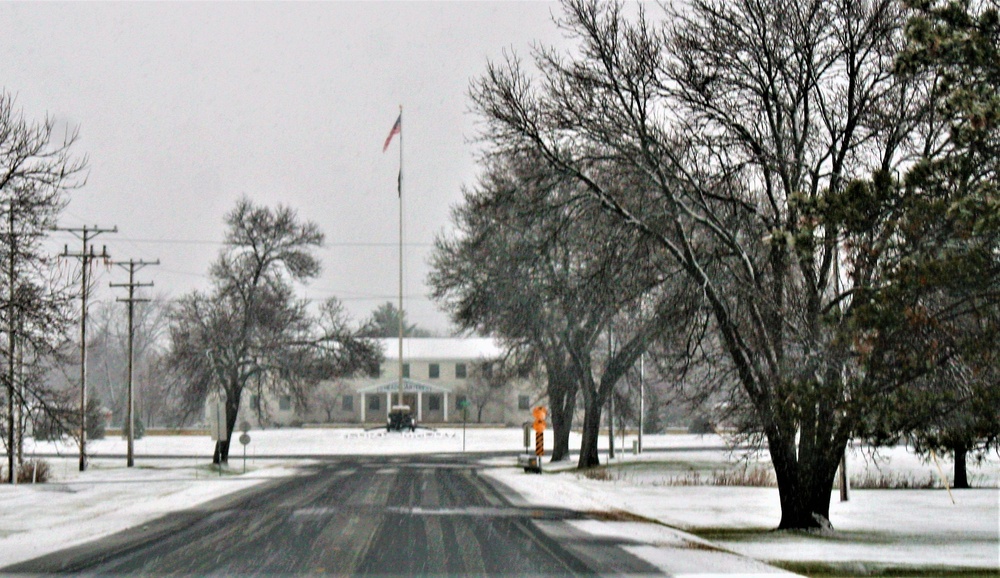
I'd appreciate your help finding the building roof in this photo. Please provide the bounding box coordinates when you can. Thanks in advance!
[376,337,502,361]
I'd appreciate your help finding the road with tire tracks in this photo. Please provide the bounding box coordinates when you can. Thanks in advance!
[6,454,661,575]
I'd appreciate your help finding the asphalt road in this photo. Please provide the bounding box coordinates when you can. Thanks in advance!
[6,454,662,576]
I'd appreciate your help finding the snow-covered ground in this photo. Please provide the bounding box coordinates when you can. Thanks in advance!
[1,428,997,575]
[487,454,999,575]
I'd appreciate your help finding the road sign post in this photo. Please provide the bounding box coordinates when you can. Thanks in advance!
[532,406,547,457]
[458,399,470,452]
[239,432,251,474]
[209,395,227,442]
[518,406,547,473]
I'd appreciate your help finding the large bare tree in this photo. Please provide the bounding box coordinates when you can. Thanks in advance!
[431,152,697,466]
[169,198,380,463]
[431,158,583,460]
[0,91,85,481]
[471,0,939,528]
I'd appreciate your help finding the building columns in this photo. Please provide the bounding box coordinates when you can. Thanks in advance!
[356,385,456,424]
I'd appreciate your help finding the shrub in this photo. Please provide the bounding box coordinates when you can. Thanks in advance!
[583,467,616,481]
[33,400,109,441]
[122,418,145,440]
[687,416,715,435]
[848,471,938,489]
[86,398,106,440]
[1,459,51,483]
[712,467,775,487]
[32,412,71,441]
[18,459,51,483]
[661,467,776,487]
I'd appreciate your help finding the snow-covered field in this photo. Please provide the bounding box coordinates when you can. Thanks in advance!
[1,428,997,575]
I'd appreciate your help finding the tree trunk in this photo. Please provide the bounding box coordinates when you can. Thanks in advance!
[214,393,240,464]
[549,383,576,462]
[953,444,969,489]
[577,398,603,468]
[770,427,843,530]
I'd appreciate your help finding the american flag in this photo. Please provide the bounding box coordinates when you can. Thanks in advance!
[382,114,401,152]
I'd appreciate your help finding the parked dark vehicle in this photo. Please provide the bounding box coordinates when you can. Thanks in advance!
[387,405,416,432]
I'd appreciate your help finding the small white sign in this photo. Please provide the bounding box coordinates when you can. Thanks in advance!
[209,397,227,442]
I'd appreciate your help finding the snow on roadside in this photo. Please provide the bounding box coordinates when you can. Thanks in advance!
[484,461,999,573]
[0,459,304,568]
[568,520,799,576]
[3,428,998,574]
[713,488,1000,571]
[20,428,733,458]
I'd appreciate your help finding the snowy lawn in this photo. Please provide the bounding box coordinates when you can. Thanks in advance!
[487,465,998,576]
[1,428,997,576]
[486,439,1000,576]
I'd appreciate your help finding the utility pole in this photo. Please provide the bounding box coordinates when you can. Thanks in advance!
[58,225,116,472]
[833,226,849,503]
[638,296,645,455]
[638,352,644,454]
[607,332,615,460]
[110,258,158,468]
[5,203,19,484]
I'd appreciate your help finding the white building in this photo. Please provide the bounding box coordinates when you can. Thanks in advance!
[239,338,542,427]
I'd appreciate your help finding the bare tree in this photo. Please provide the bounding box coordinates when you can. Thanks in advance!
[462,359,512,424]
[169,199,380,463]
[0,91,85,480]
[87,295,171,428]
[431,152,697,465]
[471,0,938,528]
[312,387,341,423]
[432,156,576,458]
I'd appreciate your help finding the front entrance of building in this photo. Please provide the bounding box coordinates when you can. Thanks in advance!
[390,393,417,409]
[358,379,453,424]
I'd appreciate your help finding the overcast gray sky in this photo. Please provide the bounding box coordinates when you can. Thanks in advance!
[1,1,568,333]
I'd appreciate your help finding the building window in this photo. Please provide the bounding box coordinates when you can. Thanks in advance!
[518,395,531,411]
[341,395,353,412]
[456,394,468,410]
[429,395,441,411]
[455,363,467,379]
[429,363,440,379]
[368,395,380,411]
[279,395,292,411]
[402,363,410,378]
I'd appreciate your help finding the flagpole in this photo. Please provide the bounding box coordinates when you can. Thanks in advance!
[397,105,404,413]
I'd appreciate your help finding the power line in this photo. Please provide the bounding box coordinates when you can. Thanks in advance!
[47,234,435,248]
[87,293,435,305]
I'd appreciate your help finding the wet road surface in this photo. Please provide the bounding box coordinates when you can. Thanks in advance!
[6,454,661,575]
